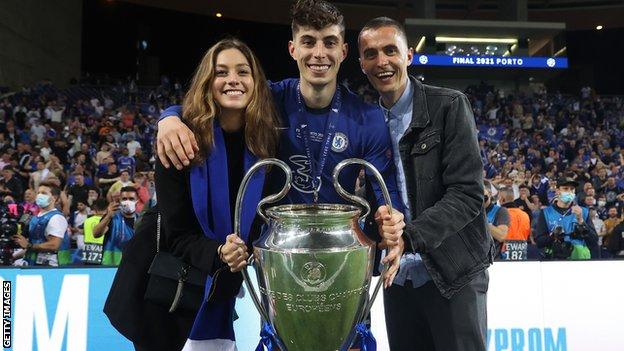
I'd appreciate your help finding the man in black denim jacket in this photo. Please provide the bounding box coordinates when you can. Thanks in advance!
[359,17,494,350]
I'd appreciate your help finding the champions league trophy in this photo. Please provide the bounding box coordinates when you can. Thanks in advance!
[234,158,393,351]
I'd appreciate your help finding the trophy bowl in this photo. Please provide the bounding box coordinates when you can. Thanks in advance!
[254,203,375,351]
[235,158,393,351]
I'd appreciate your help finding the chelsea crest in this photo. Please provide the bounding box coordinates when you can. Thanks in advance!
[331,132,348,153]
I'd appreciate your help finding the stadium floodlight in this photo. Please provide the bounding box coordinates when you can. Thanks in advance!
[596,25,603,30]
[435,36,518,44]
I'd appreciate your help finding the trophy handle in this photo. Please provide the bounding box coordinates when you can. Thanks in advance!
[332,158,393,222]
[234,158,291,323]
[332,158,394,324]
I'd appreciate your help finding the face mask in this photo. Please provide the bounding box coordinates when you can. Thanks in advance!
[120,200,136,214]
[559,192,576,204]
[36,194,51,208]
[598,200,606,207]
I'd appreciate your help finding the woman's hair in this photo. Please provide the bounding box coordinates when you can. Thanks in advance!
[182,38,280,163]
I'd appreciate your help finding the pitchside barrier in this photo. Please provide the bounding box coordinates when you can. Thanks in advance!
[1,261,623,351]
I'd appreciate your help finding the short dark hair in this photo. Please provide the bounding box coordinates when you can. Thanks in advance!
[291,0,345,38]
[92,198,108,212]
[120,186,137,195]
[359,17,408,46]
[39,181,61,198]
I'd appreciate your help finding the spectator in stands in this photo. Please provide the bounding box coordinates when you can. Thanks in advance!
[589,207,607,255]
[607,220,624,258]
[69,199,89,251]
[87,188,100,208]
[30,160,55,190]
[535,177,598,259]
[93,186,139,266]
[98,162,119,196]
[96,143,113,166]
[603,207,622,246]
[107,169,134,201]
[514,184,535,222]
[484,180,510,256]
[132,172,150,214]
[21,188,39,216]
[117,148,135,175]
[67,172,90,210]
[133,148,150,172]
[0,166,24,202]
[30,119,46,143]
[12,182,70,266]
[126,134,141,157]
[603,177,623,207]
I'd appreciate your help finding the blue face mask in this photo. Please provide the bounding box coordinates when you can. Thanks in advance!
[559,192,576,204]
[35,194,51,208]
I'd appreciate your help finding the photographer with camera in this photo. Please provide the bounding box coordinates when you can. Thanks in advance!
[12,182,71,266]
[535,177,598,260]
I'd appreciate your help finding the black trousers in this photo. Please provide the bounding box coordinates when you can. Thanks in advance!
[383,270,489,351]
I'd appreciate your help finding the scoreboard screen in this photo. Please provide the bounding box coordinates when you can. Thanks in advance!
[412,55,568,69]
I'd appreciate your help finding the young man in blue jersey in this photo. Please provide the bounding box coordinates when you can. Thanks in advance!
[156,0,406,284]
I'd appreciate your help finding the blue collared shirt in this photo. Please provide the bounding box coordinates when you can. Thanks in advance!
[379,79,431,288]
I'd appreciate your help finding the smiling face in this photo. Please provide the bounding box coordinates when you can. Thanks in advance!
[358,26,413,106]
[289,25,347,88]
[211,48,254,113]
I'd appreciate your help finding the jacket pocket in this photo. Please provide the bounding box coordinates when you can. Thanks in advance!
[410,130,441,181]
[410,131,441,156]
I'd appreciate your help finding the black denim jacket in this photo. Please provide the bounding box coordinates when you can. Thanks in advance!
[399,77,495,299]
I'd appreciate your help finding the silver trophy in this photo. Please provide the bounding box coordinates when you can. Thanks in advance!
[234,158,393,351]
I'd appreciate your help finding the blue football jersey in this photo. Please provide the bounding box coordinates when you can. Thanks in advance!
[160,78,402,211]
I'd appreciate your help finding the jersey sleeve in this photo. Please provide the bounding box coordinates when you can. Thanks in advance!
[360,107,403,212]
[158,105,183,121]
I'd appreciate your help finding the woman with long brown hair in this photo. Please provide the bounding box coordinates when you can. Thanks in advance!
[160,38,279,351]
[106,38,280,351]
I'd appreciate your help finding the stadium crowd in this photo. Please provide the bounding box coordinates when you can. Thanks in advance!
[0,76,622,266]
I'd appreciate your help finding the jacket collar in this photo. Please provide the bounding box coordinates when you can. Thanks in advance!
[408,75,430,129]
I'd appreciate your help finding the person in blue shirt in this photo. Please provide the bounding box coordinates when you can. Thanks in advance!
[535,176,599,260]
[155,1,406,349]
[117,147,136,175]
[155,1,405,284]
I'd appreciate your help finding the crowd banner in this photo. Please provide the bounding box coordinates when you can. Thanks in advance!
[1,261,623,350]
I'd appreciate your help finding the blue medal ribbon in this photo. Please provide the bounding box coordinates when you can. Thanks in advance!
[296,82,342,203]
[255,321,278,351]
[354,322,377,351]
